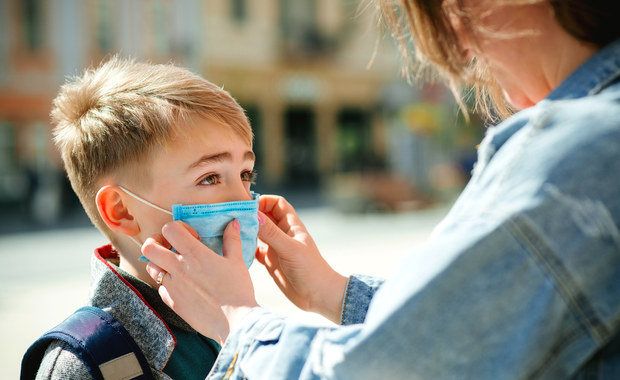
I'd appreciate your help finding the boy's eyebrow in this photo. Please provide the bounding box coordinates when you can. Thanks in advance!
[188,151,255,170]
[244,151,256,161]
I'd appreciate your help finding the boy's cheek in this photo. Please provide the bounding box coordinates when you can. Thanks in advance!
[136,211,173,239]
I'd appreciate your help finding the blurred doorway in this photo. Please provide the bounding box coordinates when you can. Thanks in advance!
[283,107,318,187]
[337,108,374,172]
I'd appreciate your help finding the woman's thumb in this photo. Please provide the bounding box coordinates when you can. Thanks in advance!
[222,219,243,260]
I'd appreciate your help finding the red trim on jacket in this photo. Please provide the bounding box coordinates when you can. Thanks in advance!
[94,244,177,345]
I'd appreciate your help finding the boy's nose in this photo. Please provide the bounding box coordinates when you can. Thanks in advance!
[227,181,253,202]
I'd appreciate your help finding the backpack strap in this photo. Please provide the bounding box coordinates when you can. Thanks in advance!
[21,306,154,380]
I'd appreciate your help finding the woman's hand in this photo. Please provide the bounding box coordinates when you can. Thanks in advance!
[142,220,258,345]
[256,195,348,324]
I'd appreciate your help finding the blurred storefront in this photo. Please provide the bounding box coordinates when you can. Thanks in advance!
[0,0,483,229]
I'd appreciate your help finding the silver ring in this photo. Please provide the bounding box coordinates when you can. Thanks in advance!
[156,271,167,286]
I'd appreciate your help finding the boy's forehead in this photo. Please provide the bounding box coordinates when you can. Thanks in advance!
[170,114,251,147]
[157,118,253,163]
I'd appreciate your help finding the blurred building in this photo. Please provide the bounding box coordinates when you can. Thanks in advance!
[201,0,407,188]
[0,0,477,227]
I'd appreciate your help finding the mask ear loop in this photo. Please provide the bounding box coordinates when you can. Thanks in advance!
[117,186,173,216]
[129,236,143,249]
[117,185,173,262]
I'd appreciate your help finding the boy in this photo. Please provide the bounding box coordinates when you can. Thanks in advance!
[26,57,257,379]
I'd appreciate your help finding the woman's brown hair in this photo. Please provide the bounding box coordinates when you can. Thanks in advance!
[379,0,620,121]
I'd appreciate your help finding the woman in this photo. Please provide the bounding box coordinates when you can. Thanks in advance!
[142,0,620,378]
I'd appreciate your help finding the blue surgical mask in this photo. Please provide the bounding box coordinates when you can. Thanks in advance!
[171,194,259,268]
[119,186,259,268]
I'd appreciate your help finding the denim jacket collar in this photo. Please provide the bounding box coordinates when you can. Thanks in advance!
[476,38,620,169]
[546,37,620,100]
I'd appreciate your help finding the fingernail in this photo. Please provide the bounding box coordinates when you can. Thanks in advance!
[233,219,240,232]
[257,212,265,225]
[138,255,150,262]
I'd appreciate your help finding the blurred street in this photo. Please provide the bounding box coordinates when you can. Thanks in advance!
[1,203,450,379]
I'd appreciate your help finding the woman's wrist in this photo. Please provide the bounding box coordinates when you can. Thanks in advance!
[220,302,259,344]
[310,271,349,324]
[226,302,260,331]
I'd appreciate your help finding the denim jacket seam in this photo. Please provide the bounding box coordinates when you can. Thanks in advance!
[588,65,620,95]
[523,326,588,379]
[215,331,253,378]
[507,216,609,342]
[505,218,601,379]
[340,275,354,325]
[208,343,225,377]
[208,309,266,379]
[210,333,241,379]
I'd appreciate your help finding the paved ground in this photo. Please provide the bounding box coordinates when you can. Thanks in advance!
[1,204,450,378]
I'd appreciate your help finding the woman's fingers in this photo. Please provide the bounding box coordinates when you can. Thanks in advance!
[143,232,172,250]
[222,219,243,262]
[255,245,266,265]
[161,221,208,258]
[141,218,258,343]
[257,210,302,253]
[145,260,165,281]
[177,220,201,240]
[144,219,245,284]
[143,235,182,274]
[255,244,279,274]
[156,271,183,311]
[259,195,306,237]
[157,283,175,309]
[144,250,175,290]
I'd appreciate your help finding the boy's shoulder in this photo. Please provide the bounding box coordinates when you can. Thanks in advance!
[22,306,154,379]
[36,340,91,379]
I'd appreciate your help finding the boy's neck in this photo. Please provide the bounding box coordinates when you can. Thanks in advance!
[114,240,159,288]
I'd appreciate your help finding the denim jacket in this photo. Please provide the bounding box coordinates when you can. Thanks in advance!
[208,39,620,379]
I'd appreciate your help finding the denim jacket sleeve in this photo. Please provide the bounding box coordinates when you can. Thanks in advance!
[340,275,385,325]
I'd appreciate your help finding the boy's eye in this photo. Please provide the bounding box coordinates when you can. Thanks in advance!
[199,174,220,185]
[241,170,257,183]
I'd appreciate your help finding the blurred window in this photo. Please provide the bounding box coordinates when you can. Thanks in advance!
[21,0,42,50]
[284,107,319,187]
[280,0,317,37]
[232,0,247,23]
[0,122,27,202]
[0,123,16,172]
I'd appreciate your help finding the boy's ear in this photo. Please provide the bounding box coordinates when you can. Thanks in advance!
[96,185,140,236]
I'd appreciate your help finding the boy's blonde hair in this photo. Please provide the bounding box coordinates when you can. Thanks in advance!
[52,56,253,240]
